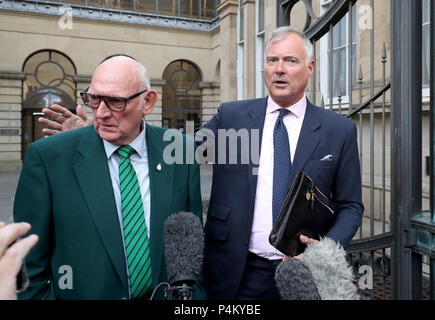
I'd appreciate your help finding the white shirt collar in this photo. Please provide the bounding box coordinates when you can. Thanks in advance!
[266,94,307,118]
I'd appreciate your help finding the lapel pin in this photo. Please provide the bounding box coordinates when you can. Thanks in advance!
[156,163,162,171]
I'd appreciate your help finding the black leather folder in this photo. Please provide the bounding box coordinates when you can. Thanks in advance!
[269,171,336,257]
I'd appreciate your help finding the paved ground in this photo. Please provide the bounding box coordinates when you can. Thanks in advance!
[0,164,213,224]
[0,172,19,223]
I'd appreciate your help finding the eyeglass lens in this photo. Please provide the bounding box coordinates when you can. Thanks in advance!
[83,94,126,111]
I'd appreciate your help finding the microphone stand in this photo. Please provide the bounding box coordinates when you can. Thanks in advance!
[168,274,197,300]
[170,283,194,300]
[149,282,194,300]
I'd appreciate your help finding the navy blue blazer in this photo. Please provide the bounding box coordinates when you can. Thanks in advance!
[201,97,363,299]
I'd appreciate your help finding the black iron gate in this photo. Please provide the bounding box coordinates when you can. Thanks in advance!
[278,0,435,300]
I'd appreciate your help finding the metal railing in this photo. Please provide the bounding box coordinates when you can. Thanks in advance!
[279,0,434,300]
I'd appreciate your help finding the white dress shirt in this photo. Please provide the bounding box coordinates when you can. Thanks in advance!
[249,95,307,259]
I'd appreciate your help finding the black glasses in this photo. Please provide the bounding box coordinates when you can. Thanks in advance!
[80,86,147,112]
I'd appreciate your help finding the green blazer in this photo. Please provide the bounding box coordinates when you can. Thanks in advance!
[14,124,204,300]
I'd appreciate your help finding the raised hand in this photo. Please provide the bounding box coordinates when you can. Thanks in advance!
[38,104,93,136]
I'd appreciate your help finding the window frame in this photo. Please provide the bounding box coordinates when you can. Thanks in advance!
[237,0,244,100]
[422,0,431,102]
[255,0,265,98]
[319,1,356,108]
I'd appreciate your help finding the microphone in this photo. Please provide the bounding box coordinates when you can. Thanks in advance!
[302,237,360,300]
[274,257,321,300]
[275,237,359,300]
[163,211,204,300]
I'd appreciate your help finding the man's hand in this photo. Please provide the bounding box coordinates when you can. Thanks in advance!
[38,104,93,136]
[282,235,319,261]
[294,234,319,261]
[0,222,39,300]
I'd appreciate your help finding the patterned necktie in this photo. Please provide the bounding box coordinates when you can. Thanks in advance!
[272,108,291,224]
[117,145,152,299]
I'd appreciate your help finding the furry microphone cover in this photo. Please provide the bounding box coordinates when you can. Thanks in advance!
[303,237,360,300]
[275,257,321,300]
[164,211,204,284]
[275,237,360,300]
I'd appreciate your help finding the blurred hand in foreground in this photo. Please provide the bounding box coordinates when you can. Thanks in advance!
[0,222,38,300]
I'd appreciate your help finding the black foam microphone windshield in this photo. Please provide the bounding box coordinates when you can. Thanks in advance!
[164,211,204,299]
[275,257,321,300]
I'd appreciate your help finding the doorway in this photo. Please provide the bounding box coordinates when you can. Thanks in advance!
[21,50,76,158]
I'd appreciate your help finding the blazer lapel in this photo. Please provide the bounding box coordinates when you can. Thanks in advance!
[73,126,128,293]
[290,99,321,183]
[146,124,174,287]
[246,98,268,219]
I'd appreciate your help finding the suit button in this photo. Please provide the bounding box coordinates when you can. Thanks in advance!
[245,240,249,245]
[121,297,128,300]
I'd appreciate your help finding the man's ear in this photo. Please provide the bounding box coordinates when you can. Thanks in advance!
[307,60,315,79]
[142,90,158,116]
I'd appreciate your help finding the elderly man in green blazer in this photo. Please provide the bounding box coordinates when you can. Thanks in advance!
[13,56,204,300]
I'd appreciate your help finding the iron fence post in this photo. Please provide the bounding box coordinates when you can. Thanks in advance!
[430,0,435,301]
[390,0,423,300]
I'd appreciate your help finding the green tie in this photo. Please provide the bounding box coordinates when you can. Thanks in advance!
[117,145,152,299]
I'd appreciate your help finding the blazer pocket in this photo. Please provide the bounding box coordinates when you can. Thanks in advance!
[306,160,335,196]
[204,203,229,241]
[207,202,229,221]
[308,159,335,169]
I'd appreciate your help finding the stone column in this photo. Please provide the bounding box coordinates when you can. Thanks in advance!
[217,0,238,102]
[243,0,256,100]
[0,71,24,172]
[200,81,221,125]
[265,0,277,39]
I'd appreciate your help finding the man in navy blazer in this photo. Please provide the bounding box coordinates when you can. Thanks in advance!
[200,27,363,299]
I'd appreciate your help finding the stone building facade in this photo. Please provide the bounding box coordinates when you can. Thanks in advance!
[0,0,223,171]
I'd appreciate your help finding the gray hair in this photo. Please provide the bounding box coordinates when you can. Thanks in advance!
[264,26,314,66]
[137,62,151,91]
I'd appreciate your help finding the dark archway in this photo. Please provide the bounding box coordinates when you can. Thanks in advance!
[162,60,202,133]
[21,50,76,158]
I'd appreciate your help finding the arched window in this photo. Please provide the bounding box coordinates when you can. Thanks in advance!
[162,60,202,133]
[21,50,76,158]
